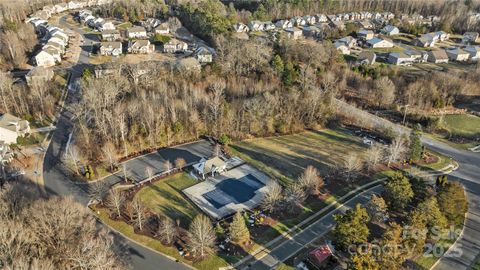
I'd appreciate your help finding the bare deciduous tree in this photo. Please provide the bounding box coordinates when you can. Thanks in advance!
[106,189,125,219]
[261,180,283,213]
[284,183,306,213]
[187,214,216,258]
[365,144,385,171]
[129,198,147,231]
[89,181,109,205]
[344,154,362,181]
[387,137,407,167]
[158,217,178,245]
[102,141,117,172]
[174,158,186,169]
[298,165,324,195]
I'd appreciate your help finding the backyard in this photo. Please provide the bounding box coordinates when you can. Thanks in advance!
[432,114,480,150]
[229,128,369,185]
[135,172,199,227]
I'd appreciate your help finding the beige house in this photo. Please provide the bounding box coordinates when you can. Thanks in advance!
[99,42,122,56]
[101,29,121,41]
[0,113,30,145]
[126,26,147,39]
[193,157,227,179]
[35,50,57,67]
[128,40,155,54]
[427,50,449,63]
[194,47,213,63]
[445,48,470,61]
[163,39,187,53]
[154,23,170,35]
[285,27,303,40]
[25,66,54,86]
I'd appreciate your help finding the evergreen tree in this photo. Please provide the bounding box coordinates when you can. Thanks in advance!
[383,172,414,211]
[437,182,467,225]
[416,197,448,233]
[272,54,284,74]
[378,223,407,270]
[409,124,422,162]
[229,212,250,243]
[333,204,370,250]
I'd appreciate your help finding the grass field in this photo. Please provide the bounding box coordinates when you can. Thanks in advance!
[135,173,199,228]
[442,114,480,137]
[230,128,369,185]
[117,22,133,30]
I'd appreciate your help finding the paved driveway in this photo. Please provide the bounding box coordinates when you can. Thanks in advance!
[98,140,213,186]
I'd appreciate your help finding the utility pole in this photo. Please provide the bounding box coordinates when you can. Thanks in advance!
[402,105,410,126]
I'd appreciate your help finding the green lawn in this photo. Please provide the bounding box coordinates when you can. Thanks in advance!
[135,173,199,228]
[442,114,480,137]
[230,128,368,185]
[473,257,480,270]
[117,22,133,30]
[413,239,454,269]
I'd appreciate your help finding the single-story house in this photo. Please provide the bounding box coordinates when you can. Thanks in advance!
[382,25,400,36]
[193,157,227,179]
[99,42,123,56]
[387,52,415,65]
[367,37,393,48]
[358,51,376,65]
[25,66,54,86]
[357,29,375,40]
[126,26,147,39]
[128,40,155,54]
[334,41,350,55]
[275,20,293,29]
[155,23,170,35]
[462,32,479,45]
[337,36,357,48]
[464,46,480,61]
[285,27,303,40]
[194,47,213,63]
[445,48,470,61]
[427,50,449,63]
[233,22,249,32]
[101,29,121,41]
[0,113,30,144]
[163,38,188,53]
[248,20,264,31]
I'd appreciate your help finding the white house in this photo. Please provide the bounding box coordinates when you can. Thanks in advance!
[336,36,357,48]
[445,48,470,61]
[413,36,436,47]
[155,23,170,35]
[358,51,376,65]
[303,15,316,25]
[291,16,306,26]
[99,21,115,31]
[193,157,226,179]
[382,25,400,36]
[127,26,147,39]
[99,42,122,56]
[367,37,393,48]
[127,40,155,54]
[275,20,292,29]
[0,113,30,145]
[25,66,54,86]
[233,22,249,33]
[194,47,213,63]
[387,52,414,65]
[101,29,121,41]
[248,21,264,31]
[263,21,276,31]
[316,14,328,23]
[334,41,350,55]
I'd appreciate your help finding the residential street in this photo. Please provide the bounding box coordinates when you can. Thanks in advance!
[241,185,384,270]
[422,137,480,270]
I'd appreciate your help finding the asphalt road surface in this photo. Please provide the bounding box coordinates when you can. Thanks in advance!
[422,137,480,270]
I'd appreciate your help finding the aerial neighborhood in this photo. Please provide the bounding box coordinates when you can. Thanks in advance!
[0,0,479,270]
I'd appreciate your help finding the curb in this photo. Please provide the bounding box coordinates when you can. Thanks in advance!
[91,210,197,270]
[429,184,468,270]
[232,178,387,269]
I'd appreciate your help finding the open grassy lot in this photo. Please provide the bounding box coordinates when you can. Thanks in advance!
[442,114,480,137]
[117,22,133,30]
[135,173,199,227]
[230,128,369,185]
